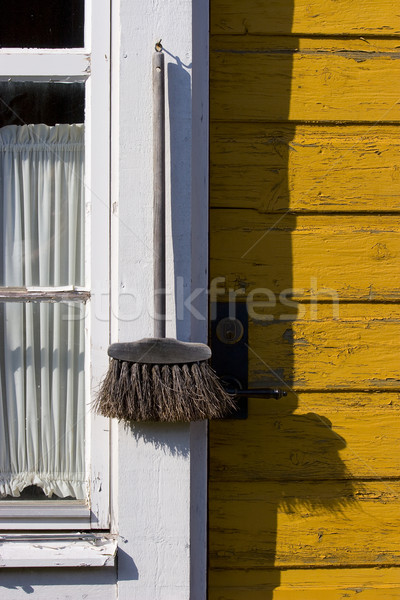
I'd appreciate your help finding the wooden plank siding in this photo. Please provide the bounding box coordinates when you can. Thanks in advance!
[211,1,400,36]
[210,213,400,300]
[209,569,400,600]
[209,480,400,568]
[247,304,400,390]
[209,392,400,481]
[208,1,400,598]
[211,49,400,123]
[210,123,400,212]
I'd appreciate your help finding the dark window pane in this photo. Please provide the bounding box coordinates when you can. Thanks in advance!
[0,0,84,48]
[5,485,74,500]
[0,82,85,127]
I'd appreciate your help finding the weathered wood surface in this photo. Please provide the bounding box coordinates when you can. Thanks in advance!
[210,212,400,300]
[0,535,117,568]
[210,51,400,122]
[210,123,400,212]
[209,480,400,568]
[244,304,400,390]
[209,568,400,600]
[211,36,400,53]
[211,0,400,36]
[209,392,400,481]
[209,0,400,594]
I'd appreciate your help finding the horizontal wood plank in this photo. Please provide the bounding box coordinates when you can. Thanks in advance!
[211,36,400,54]
[209,392,400,481]
[209,480,400,568]
[241,304,400,390]
[209,567,400,600]
[211,0,400,36]
[210,212,400,300]
[210,52,400,122]
[210,123,400,212]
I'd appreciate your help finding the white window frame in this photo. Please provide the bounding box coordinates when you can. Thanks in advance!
[0,0,111,532]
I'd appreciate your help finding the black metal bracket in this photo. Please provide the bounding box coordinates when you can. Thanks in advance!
[210,302,286,419]
[226,386,287,400]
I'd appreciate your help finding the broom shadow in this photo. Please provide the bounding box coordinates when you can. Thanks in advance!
[126,421,190,457]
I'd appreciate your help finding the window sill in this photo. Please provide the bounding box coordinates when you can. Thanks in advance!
[0,533,117,568]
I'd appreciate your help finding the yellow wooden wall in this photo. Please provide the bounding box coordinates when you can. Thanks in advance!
[208,1,400,598]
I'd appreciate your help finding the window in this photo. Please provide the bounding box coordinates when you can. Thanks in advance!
[0,1,85,49]
[0,0,110,531]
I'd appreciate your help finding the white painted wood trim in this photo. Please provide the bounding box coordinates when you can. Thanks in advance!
[0,52,90,80]
[0,288,90,301]
[190,0,210,598]
[109,0,121,539]
[0,533,117,568]
[86,0,111,530]
[114,0,194,597]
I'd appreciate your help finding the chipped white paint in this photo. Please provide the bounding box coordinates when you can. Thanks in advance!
[0,534,117,568]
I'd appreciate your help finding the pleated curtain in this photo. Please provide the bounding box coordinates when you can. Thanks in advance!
[0,124,86,499]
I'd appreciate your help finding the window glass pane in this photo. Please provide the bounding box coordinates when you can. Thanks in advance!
[0,0,84,49]
[0,80,87,502]
[0,301,86,500]
[7,484,74,500]
[0,83,85,287]
[0,82,85,128]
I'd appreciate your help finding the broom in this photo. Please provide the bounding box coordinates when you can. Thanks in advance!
[95,48,235,422]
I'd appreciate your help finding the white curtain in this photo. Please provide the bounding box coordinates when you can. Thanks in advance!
[0,124,86,499]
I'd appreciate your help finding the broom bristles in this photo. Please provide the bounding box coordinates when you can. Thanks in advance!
[94,359,236,422]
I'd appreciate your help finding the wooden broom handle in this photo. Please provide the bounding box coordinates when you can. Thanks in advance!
[153,50,166,338]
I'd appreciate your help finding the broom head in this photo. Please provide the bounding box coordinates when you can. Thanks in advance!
[94,338,236,422]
